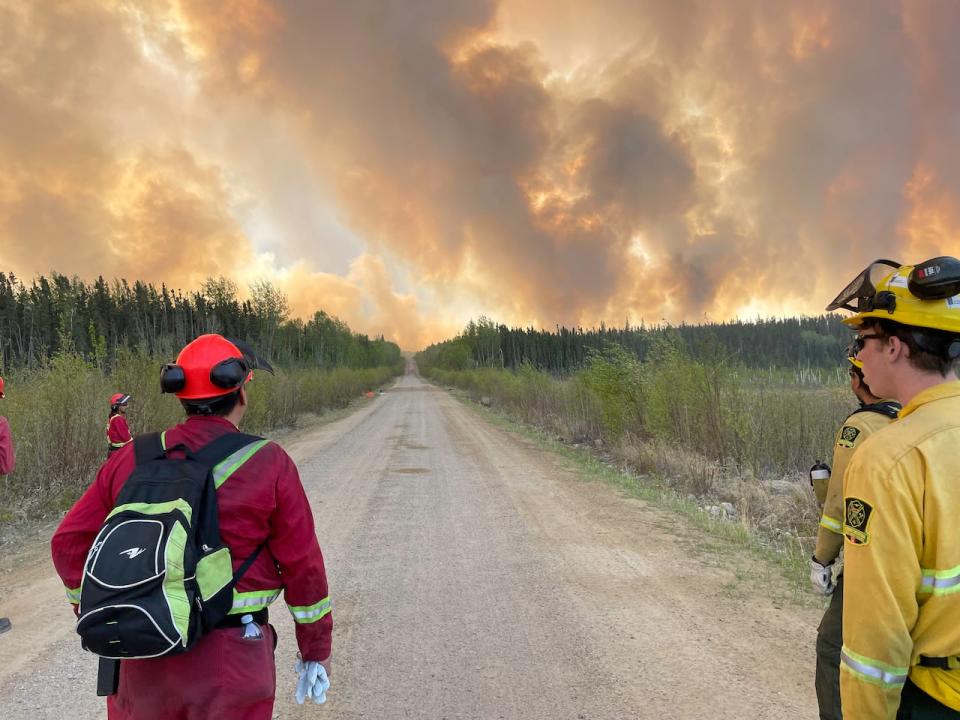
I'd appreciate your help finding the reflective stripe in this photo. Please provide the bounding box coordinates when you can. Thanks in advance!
[228,588,281,615]
[109,441,127,448]
[840,646,908,688]
[819,514,843,534]
[920,565,960,595]
[288,597,332,624]
[160,431,167,451]
[213,440,270,489]
[64,585,81,604]
[107,499,193,524]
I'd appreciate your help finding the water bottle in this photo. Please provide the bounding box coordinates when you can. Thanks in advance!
[241,613,263,640]
[810,460,831,507]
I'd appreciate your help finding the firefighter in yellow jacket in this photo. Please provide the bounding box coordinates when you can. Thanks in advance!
[812,354,899,720]
[826,257,960,718]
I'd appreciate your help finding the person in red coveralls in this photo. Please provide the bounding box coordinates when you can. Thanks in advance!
[0,377,14,475]
[51,335,333,719]
[105,392,132,457]
[0,376,14,634]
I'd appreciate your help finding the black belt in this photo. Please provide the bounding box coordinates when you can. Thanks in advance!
[216,608,268,629]
[918,655,960,670]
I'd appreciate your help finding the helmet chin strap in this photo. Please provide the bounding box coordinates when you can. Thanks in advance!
[183,388,242,415]
[189,402,216,415]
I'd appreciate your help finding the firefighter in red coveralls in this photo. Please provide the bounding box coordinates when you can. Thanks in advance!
[51,335,333,719]
[106,392,132,456]
[0,376,14,634]
[0,377,14,475]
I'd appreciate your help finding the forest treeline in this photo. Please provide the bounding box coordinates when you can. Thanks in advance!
[0,270,403,519]
[417,314,853,374]
[0,272,401,371]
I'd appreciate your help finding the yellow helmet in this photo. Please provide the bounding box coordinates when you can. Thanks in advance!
[827,257,960,334]
[842,338,863,369]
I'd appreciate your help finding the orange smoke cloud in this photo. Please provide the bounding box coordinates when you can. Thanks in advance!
[4,0,960,349]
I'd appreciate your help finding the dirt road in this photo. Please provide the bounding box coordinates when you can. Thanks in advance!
[0,371,821,718]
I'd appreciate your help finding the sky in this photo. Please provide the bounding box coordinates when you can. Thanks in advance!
[2,0,959,350]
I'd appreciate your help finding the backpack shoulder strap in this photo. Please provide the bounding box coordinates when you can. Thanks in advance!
[133,433,165,466]
[192,431,266,469]
[849,400,901,420]
[191,431,267,572]
[232,543,265,586]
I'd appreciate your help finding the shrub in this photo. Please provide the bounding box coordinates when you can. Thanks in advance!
[424,347,851,547]
[0,352,399,519]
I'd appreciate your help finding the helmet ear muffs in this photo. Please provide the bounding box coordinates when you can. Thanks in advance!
[948,340,960,361]
[160,364,186,394]
[209,357,248,390]
[908,257,960,300]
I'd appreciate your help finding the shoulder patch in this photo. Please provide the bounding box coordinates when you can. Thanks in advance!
[837,425,862,448]
[844,497,875,545]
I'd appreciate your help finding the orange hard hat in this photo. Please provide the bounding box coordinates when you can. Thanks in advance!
[110,393,130,406]
[160,334,274,400]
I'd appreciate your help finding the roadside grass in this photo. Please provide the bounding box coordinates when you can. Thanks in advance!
[0,350,400,520]
[422,343,851,609]
[0,385,390,559]
[448,387,825,609]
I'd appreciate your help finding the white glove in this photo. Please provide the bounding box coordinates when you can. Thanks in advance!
[295,659,330,705]
[810,556,836,595]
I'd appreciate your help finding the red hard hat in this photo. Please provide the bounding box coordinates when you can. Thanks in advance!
[0,377,5,399]
[110,393,130,406]
[162,334,273,400]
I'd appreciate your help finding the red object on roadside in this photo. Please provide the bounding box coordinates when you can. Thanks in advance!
[106,414,132,446]
[0,416,14,475]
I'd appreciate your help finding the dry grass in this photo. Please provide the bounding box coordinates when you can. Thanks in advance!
[0,350,398,519]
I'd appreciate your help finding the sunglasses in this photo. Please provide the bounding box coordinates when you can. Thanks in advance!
[851,333,885,356]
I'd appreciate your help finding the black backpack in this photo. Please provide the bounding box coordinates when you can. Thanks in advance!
[77,431,267,659]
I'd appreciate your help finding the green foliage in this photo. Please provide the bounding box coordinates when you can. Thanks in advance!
[0,269,405,519]
[7,353,106,510]
[579,344,644,439]
[0,353,398,519]
[641,333,748,467]
[424,317,851,478]
[424,338,473,371]
[417,314,852,375]
[0,271,402,372]
[424,346,850,538]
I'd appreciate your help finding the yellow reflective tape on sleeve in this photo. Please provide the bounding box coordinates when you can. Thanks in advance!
[287,597,332,624]
[840,646,908,688]
[213,440,270,490]
[920,565,960,595]
[64,585,81,604]
[160,431,167,451]
[109,442,126,448]
[228,588,282,615]
[819,514,843,534]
